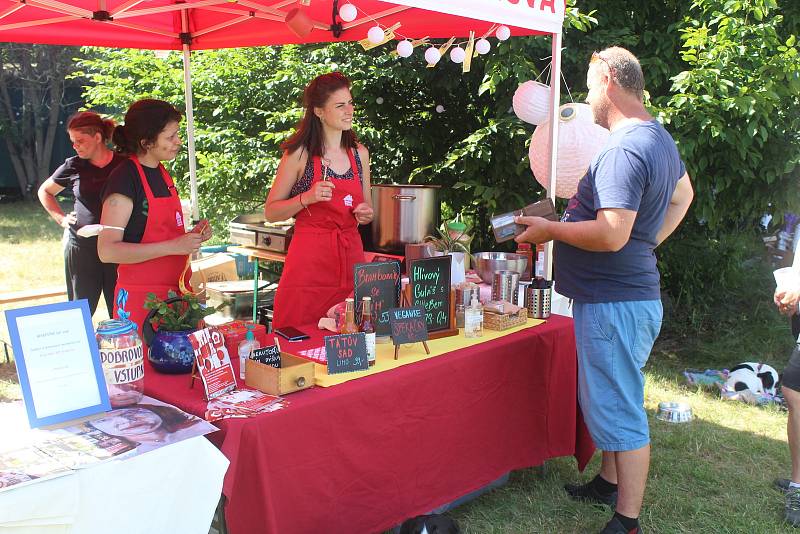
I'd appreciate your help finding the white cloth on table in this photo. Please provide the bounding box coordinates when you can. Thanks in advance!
[0,436,228,534]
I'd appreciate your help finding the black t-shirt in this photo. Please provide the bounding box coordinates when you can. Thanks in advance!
[50,154,127,238]
[102,159,173,244]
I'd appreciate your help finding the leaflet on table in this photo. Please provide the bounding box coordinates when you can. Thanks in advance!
[189,327,237,400]
[0,396,219,491]
[4,300,111,428]
[205,389,288,422]
[0,446,72,492]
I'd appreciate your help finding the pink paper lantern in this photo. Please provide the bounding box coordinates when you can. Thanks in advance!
[513,80,551,125]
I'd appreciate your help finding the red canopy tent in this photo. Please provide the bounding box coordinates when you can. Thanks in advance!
[0,0,565,273]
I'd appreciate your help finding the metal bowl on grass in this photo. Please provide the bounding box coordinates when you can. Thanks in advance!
[472,252,528,284]
[656,401,693,423]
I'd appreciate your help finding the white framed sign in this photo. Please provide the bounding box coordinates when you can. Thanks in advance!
[5,299,111,428]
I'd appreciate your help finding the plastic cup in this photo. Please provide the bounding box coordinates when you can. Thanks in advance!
[773,267,800,292]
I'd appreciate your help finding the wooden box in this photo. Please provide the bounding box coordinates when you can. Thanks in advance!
[245,352,315,395]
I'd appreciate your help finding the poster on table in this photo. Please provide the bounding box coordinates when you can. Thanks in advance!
[353,261,401,337]
[3,300,111,428]
[189,327,237,400]
[408,256,452,332]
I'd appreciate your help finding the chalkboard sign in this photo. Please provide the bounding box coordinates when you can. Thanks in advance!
[353,261,401,337]
[389,306,428,345]
[408,255,452,332]
[324,333,369,375]
[252,345,281,368]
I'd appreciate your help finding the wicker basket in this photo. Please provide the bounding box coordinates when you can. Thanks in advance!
[483,308,528,331]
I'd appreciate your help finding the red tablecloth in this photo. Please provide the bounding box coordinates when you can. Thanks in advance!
[144,314,594,534]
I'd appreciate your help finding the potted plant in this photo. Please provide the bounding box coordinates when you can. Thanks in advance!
[143,290,219,374]
[424,219,472,285]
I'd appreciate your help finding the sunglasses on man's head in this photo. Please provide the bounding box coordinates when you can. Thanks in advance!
[591,51,612,69]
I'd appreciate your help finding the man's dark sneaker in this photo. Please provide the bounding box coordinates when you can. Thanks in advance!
[777,478,792,493]
[564,480,617,507]
[599,516,642,534]
[786,487,800,527]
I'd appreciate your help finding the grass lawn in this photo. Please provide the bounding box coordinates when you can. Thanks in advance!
[1,199,798,533]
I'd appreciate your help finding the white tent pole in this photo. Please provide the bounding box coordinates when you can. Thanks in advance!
[182,45,200,223]
[543,30,562,281]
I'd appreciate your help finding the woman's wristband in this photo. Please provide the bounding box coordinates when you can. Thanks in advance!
[298,193,306,209]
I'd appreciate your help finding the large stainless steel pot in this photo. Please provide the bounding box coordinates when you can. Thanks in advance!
[371,184,441,254]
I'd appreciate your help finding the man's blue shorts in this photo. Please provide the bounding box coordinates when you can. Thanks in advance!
[573,300,663,452]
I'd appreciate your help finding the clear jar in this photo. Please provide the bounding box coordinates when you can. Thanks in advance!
[96,319,145,407]
[455,304,466,328]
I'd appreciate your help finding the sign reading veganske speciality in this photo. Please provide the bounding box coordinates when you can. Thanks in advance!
[324,333,369,375]
[389,306,428,345]
[353,261,401,337]
[408,255,452,332]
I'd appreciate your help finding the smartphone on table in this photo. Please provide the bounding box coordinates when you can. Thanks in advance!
[274,326,310,341]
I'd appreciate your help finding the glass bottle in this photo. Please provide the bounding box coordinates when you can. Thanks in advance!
[464,296,483,338]
[360,297,376,366]
[340,298,360,334]
[516,242,533,282]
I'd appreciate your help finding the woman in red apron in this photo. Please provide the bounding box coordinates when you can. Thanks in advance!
[97,99,212,337]
[266,72,374,329]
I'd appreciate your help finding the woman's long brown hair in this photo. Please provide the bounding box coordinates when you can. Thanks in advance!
[281,72,358,158]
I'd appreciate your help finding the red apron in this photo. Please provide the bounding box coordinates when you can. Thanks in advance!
[273,149,365,329]
[113,156,190,339]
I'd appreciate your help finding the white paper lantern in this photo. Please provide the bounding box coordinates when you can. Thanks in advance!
[396,39,413,58]
[338,3,357,22]
[449,46,466,64]
[424,47,441,65]
[512,81,551,125]
[376,97,384,105]
[562,102,596,124]
[435,104,445,113]
[367,26,384,44]
[475,38,491,55]
[529,103,610,198]
[496,25,511,41]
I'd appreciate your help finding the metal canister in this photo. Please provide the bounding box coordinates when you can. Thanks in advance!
[96,318,144,407]
[517,281,533,307]
[527,282,552,319]
[491,270,520,303]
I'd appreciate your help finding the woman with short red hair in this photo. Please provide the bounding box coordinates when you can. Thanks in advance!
[38,111,126,316]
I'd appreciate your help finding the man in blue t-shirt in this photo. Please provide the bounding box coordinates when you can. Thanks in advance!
[515,47,693,534]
